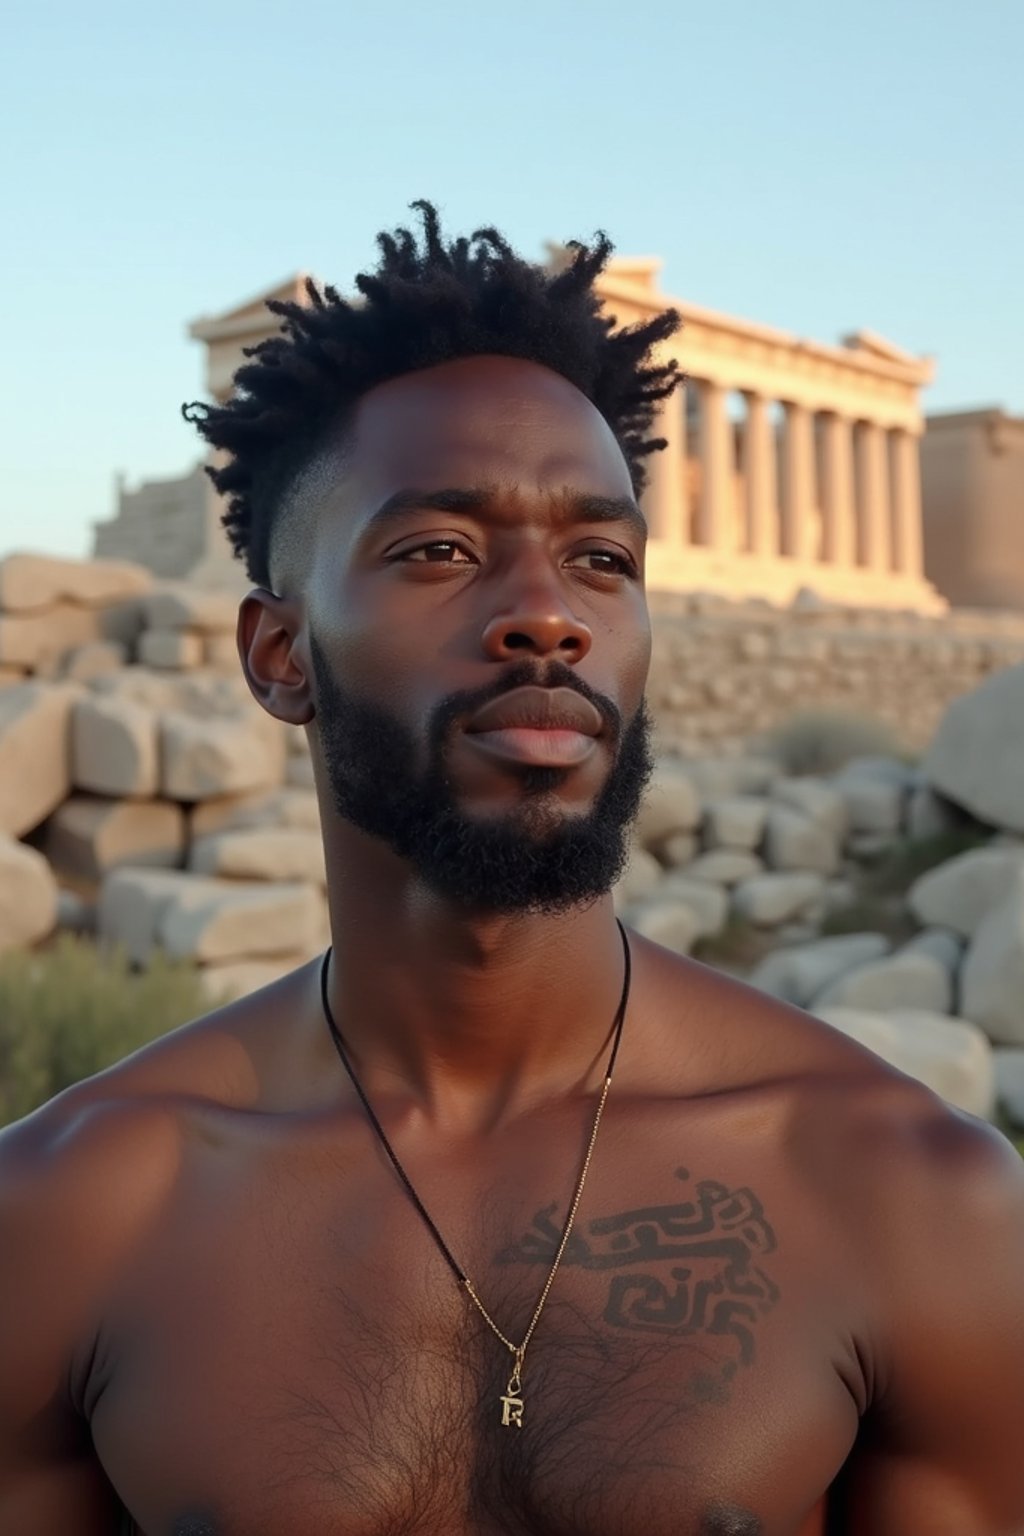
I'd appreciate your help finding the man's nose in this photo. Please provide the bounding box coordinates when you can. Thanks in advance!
[480,573,592,664]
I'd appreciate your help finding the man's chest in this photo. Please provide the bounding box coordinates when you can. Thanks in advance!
[90,1120,864,1535]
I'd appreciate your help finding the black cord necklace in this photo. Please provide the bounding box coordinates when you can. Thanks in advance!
[319,918,632,1429]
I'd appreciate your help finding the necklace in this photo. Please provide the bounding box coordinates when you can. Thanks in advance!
[319,918,631,1430]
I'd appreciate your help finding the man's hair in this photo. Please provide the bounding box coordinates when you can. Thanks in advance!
[183,200,682,587]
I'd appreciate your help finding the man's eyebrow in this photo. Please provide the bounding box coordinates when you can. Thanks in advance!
[363,487,647,539]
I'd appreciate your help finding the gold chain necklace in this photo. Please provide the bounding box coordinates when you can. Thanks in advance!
[319,920,631,1430]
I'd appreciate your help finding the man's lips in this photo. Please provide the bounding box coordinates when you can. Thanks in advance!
[462,686,604,770]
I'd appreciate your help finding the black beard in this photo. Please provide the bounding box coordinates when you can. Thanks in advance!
[309,637,654,916]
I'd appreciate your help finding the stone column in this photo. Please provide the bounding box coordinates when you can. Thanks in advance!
[741,392,778,556]
[855,421,892,570]
[696,380,732,550]
[889,428,924,577]
[780,401,814,559]
[819,412,856,566]
[641,388,687,544]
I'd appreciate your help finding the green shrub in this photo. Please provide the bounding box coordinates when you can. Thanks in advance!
[0,936,212,1128]
[759,708,906,777]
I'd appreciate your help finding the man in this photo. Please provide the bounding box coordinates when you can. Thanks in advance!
[2,203,1023,1536]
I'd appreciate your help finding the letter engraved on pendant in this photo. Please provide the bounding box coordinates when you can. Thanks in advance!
[500,1392,524,1428]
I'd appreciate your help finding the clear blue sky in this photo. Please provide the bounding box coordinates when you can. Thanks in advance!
[3,0,1021,560]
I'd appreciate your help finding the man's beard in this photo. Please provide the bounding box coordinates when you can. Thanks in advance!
[309,636,654,916]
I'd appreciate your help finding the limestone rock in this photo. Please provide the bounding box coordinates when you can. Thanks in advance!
[834,775,904,835]
[684,757,778,799]
[685,849,764,886]
[993,1049,1024,1129]
[906,784,962,841]
[960,876,1024,1045]
[657,831,698,869]
[44,795,185,881]
[846,831,900,862]
[285,754,316,789]
[0,682,77,836]
[703,795,768,851]
[189,828,327,886]
[72,693,159,798]
[838,755,916,790]
[143,585,239,634]
[58,640,128,682]
[633,761,701,851]
[658,874,728,938]
[748,932,891,1007]
[204,633,241,671]
[99,867,322,965]
[731,872,826,927]
[0,604,103,670]
[0,666,27,688]
[0,835,58,951]
[762,805,840,875]
[626,897,700,956]
[199,954,309,1004]
[612,846,663,912]
[190,788,321,839]
[770,777,847,840]
[812,949,953,1015]
[0,552,152,612]
[160,713,286,801]
[924,662,1024,833]
[814,1006,994,1118]
[908,847,1024,939]
[902,926,964,977]
[137,629,204,670]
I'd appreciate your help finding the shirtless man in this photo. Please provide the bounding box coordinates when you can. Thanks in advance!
[3,203,1023,1536]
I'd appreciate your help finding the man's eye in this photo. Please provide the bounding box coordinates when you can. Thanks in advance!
[401,542,474,564]
[567,549,636,576]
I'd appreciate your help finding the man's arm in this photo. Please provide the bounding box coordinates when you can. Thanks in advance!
[847,1108,1024,1535]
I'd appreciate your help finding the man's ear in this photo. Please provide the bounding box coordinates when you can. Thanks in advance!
[237,588,314,726]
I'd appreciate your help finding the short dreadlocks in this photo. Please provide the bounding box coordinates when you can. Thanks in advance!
[183,201,682,588]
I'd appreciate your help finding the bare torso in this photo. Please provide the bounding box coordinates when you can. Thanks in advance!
[7,939,939,1534]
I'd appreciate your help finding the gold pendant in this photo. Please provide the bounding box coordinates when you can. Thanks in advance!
[500,1354,524,1428]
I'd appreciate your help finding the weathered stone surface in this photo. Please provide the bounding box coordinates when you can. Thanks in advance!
[0,835,58,951]
[143,585,238,634]
[285,755,316,789]
[625,897,700,956]
[835,775,904,835]
[160,713,286,801]
[0,552,152,612]
[960,875,1024,1045]
[908,847,1024,939]
[633,761,702,851]
[657,830,698,869]
[190,788,322,839]
[685,849,764,886]
[199,953,308,1004]
[99,867,322,964]
[703,795,768,851]
[839,755,916,789]
[731,872,826,927]
[814,1005,994,1118]
[770,777,847,839]
[0,604,103,670]
[612,846,663,911]
[813,949,953,1014]
[748,932,890,1007]
[0,682,78,836]
[993,1049,1024,1129]
[137,629,204,670]
[924,662,1024,833]
[189,828,326,886]
[902,926,964,977]
[59,640,128,682]
[658,874,729,938]
[204,633,241,671]
[762,805,840,875]
[906,784,962,841]
[72,694,159,798]
[683,757,778,799]
[44,795,185,881]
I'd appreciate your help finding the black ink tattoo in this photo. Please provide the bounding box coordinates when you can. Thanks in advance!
[499,1167,780,1371]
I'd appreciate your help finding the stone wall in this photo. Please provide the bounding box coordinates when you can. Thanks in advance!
[645,590,1024,758]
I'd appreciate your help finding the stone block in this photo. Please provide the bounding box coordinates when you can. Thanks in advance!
[625,897,700,956]
[72,694,159,797]
[960,874,1024,1045]
[924,661,1024,833]
[703,795,768,851]
[0,835,58,951]
[204,633,240,671]
[812,950,953,1015]
[902,927,964,977]
[0,552,152,612]
[58,640,128,683]
[657,831,698,869]
[137,629,205,670]
[906,785,962,841]
[199,954,308,1004]
[908,847,1024,939]
[143,584,238,634]
[685,850,764,887]
[44,795,185,881]
[189,788,321,839]
[0,604,103,670]
[835,776,904,835]
[770,777,847,839]
[731,872,826,927]
[612,845,663,912]
[0,682,77,836]
[189,828,326,886]
[748,932,891,1007]
[993,1049,1024,1130]
[762,805,840,875]
[683,756,779,799]
[658,873,729,938]
[814,1006,993,1118]
[633,761,702,851]
[160,713,286,801]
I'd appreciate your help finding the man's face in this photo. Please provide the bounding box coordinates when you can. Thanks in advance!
[296,354,654,914]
